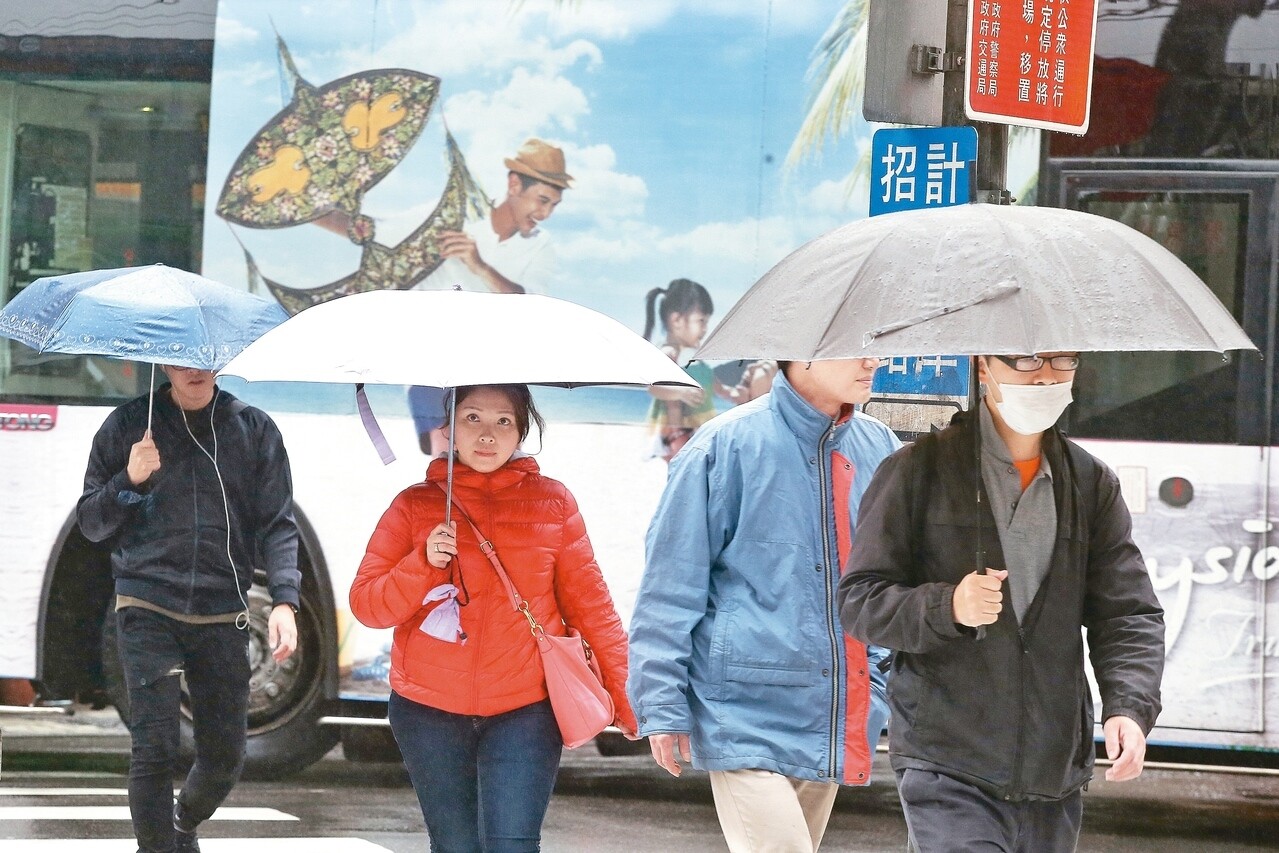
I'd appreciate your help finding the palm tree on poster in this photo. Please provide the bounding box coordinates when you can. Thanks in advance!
[540,0,1034,201]
[784,1,871,183]
[786,0,1037,203]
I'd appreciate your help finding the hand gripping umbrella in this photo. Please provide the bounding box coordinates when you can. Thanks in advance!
[0,264,289,430]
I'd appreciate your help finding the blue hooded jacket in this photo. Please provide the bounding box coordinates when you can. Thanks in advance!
[627,372,900,785]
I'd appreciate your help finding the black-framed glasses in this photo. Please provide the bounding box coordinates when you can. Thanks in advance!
[991,354,1080,372]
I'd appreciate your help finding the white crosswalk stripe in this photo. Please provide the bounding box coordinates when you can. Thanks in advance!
[0,806,296,821]
[0,789,127,797]
[0,787,395,852]
[1,841,393,851]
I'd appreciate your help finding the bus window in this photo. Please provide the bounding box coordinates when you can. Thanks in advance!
[0,79,209,405]
[1063,192,1251,445]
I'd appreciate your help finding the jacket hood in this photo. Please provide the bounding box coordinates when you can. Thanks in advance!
[769,370,852,446]
[424,454,540,490]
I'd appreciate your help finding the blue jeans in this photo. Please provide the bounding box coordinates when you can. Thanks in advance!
[116,607,250,853]
[389,692,562,853]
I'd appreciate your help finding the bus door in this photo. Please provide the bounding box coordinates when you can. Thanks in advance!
[1044,160,1278,740]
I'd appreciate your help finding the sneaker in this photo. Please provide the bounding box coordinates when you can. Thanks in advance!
[173,801,200,853]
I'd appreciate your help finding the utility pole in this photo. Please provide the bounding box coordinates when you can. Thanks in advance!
[943,0,1011,205]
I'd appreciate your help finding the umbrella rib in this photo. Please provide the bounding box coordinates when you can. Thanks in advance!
[812,225,894,359]
[862,282,1020,346]
[1004,213,1043,354]
[41,293,87,352]
[1122,235,1234,349]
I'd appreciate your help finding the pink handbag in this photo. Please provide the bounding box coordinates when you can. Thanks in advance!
[530,622,615,748]
[441,489,615,748]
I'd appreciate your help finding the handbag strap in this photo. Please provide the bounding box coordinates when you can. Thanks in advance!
[433,484,544,634]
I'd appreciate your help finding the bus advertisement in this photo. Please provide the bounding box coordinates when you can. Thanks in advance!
[1,0,1278,776]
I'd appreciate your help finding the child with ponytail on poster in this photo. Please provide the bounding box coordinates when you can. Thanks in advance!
[642,278,721,462]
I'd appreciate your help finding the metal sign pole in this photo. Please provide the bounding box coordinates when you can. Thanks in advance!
[944,0,1010,206]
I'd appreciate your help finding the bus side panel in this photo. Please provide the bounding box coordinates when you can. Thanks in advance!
[2,405,112,680]
[1082,439,1269,740]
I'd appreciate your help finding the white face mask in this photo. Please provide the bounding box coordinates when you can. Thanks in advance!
[992,379,1074,435]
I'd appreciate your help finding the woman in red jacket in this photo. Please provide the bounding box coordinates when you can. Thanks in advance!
[350,383,637,852]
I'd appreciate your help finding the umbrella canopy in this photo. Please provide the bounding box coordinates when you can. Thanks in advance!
[696,204,1256,361]
[218,289,699,389]
[219,289,699,520]
[0,264,288,371]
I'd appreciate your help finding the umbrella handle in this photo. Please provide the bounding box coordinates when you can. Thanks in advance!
[147,362,155,435]
[975,549,987,642]
[445,388,456,528]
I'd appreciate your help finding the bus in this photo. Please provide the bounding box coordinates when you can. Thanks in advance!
[0,0,877,775]
[3,0,1279,776]
[1027,2,1279,760]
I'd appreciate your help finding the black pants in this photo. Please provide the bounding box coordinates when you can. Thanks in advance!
[897,768,1084,853]
[116,607,250,853]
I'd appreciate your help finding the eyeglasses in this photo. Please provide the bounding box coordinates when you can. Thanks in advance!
[991,354,1080,372]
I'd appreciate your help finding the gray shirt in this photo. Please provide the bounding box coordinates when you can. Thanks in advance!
[979,402,1056,622]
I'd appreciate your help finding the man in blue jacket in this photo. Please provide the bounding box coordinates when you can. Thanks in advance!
[628,358,899,852]
[78,365,300,853]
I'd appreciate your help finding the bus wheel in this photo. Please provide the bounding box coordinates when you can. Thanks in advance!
[100,576,338,780]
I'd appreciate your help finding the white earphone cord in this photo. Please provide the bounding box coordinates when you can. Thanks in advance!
[180,395,251,630]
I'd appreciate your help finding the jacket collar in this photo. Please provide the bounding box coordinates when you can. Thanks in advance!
[425,454,540,491]
[152,383,232,427]
[769,370,850,446]
[951,407,1068,487]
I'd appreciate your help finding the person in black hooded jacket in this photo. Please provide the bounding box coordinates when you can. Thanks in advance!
[838,352,1164,853]
[78,365,300,853]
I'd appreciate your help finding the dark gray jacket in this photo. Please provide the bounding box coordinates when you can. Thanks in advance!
[838,409,1164,801]
[77,384,300,615]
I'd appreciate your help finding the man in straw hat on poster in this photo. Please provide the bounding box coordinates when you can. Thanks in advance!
[420,137,572,296]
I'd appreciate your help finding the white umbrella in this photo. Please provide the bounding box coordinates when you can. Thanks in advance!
[220,289,696,388]
[218,289,698,516]
[697,203,1256,361]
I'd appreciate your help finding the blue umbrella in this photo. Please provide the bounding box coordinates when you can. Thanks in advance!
[0,264,287,369]
[0,264,288,428]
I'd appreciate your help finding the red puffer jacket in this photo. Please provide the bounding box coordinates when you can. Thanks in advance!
[350,455,636,729]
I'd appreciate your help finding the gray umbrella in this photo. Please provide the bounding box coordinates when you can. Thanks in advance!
[697,203,1255,361]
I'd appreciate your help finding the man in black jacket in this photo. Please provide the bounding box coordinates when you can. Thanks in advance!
[78,365,300,853]
[838,352,1164,853]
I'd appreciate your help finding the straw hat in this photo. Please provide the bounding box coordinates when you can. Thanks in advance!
[504,139,573,189]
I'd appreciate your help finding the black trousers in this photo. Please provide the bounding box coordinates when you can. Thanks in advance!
[116,607,250,853]
[897,768,1084,853]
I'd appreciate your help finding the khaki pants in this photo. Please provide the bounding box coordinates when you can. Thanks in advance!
[709,768,839,853]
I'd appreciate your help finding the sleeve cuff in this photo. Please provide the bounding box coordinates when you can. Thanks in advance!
[927,586,967,639]
[270,589,301,610]
[1101,704,1156,735]
[634,703,693,737]
[110,469,148,505]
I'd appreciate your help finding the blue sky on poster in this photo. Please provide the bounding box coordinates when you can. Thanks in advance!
[200,0,876,336]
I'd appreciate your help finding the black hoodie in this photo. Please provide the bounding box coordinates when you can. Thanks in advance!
[77,383,300,615]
